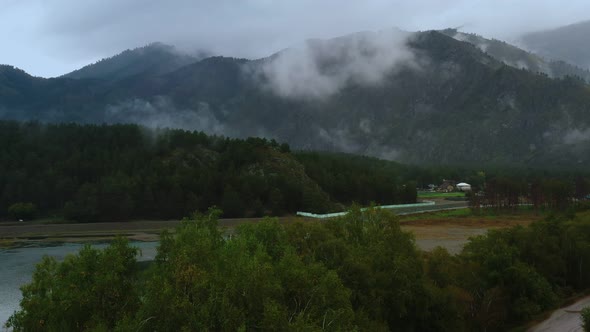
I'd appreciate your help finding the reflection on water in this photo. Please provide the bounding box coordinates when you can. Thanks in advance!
[0,241,159,329]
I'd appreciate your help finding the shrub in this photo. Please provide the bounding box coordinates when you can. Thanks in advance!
[582,306,590,332]
[7,202,37,220]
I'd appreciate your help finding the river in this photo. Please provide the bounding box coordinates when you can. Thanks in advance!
[0,241,159,330]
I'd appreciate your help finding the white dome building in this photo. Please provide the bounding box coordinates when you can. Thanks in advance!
[456,182,472,192]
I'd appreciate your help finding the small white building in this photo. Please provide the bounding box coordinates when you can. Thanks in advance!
[456,182,472,192]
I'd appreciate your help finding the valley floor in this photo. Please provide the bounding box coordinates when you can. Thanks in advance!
[0,207,543,254]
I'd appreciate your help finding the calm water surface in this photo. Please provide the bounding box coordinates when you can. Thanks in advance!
[0,241,159,329]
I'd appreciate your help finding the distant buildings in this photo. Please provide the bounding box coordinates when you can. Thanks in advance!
[457,182,472,192]
[435,180,471,192]
[438,180,456,192]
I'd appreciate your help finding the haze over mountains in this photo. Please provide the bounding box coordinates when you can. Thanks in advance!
[1,24,590,168]
[520,20,590,70]
[440,29,590,82]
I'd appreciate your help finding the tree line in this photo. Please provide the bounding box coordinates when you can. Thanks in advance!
[468,175,590,212]
[7,206,590,331]
[3,120,589,222]
[0,121,417,221]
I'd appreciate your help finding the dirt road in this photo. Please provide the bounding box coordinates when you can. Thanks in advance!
[529,296,590,332]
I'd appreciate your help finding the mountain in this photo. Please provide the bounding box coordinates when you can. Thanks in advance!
[520,20,590,70]
[441,29,590,82]
[63,42,204,81]
[2,30,590,168]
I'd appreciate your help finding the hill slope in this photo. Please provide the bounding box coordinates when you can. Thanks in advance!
[1,30,590,168]
[63,42,203,81]
[441,29,590,82]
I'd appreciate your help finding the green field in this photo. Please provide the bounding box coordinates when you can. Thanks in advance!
[417,191,466,198]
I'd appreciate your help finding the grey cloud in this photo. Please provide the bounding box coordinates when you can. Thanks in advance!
[1,1,590,77]
[258,29,416,98]
[316,125,402,161]
[105,96,227,134]
[563,128,590,145]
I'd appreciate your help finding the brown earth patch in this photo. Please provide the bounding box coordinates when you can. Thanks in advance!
[0,212,544,254]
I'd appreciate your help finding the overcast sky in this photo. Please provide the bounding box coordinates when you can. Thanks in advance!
[1,0,588,78]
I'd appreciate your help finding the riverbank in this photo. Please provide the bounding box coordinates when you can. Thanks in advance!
[0,218,282,242]
[0,209,543,254]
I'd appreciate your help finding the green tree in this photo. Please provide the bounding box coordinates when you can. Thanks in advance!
[129,210,355,331]
[582,306,590,332]
[63,183,99,222]
[221,185,245,218]
[7,202,37,220]
[6,238,139,331]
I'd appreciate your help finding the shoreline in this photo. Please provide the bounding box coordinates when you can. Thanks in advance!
[0,217,300,249]
[0,212,540,253]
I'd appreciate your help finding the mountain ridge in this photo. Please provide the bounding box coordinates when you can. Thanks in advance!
[63,42,207,81]
[1,29,590,168]
[441,29,590,82]
[520,20,590,70]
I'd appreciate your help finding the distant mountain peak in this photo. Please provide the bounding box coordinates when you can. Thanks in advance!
[63,42,204,81]
[520,20,590,70]
[440,29,590,82]
[3,28,590,168]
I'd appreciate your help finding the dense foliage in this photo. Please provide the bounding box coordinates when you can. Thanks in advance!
[295,152,417,205]
[7,202,37,220]
[468,175,590,211]
[6,238,139,331]
[0,121,417,221]
[8,208,590,331]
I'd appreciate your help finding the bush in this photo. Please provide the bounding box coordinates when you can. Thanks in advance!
[7,202,37,220]
[6,237,139,331]
[582,306,590,332]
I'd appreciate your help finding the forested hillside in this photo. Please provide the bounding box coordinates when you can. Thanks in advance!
[0,121,417,221]
[440,29,590,82]
[2,30,590,167]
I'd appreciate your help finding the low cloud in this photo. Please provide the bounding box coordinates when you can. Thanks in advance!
[258,29,416,99]
[316,125,402,161]
[563,128,590,144]
[4,1,590,77]
[105,96,227,134]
